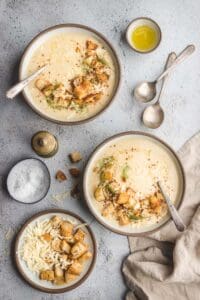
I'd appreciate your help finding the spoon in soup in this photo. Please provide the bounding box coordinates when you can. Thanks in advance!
[157,181,186,232]
[6,65,47,99]
[142,52,176,128]
[134,44,195,103]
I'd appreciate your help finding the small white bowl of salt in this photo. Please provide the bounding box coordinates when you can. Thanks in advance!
[6,158,50,204]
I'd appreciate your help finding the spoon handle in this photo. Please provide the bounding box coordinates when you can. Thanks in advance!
[157,44,195,82]
[156,52,177,103]
[6,65,47,99]
[157,182,186,232]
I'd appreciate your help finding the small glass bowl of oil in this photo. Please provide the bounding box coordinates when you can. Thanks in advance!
[126,17,161,53]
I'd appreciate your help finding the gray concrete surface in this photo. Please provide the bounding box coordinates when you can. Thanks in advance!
[0,0,200,299]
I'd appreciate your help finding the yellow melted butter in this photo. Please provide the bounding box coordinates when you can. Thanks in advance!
[131,25,158,52]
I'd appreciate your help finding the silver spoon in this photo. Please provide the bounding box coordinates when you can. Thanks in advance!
[134,44,195,103]
[157,181,186,232]
[142,52,177,128]
[6,65,47,99]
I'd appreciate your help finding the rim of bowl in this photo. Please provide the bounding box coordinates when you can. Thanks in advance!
[6,157,51,204]
[19,23,122,125]
[83,131,186,236]
[14,209,97,293]
[125,17,162,54]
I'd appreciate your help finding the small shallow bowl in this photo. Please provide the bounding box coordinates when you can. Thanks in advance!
[6,158,50,204]
[19,23,121,125]
[83,131,185,236]
[15,209,97,293]
[126,17,162,53]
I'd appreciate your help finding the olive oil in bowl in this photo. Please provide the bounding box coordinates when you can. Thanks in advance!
[126,18,161,53]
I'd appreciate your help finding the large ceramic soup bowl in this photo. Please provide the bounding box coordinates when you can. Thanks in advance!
[19,24,121,124]
[83,132,185,236]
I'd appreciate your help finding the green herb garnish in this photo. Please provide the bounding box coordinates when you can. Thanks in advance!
[121,164,131,181]
[128,214,143,221]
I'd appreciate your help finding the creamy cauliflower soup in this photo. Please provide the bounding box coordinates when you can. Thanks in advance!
[84,134,184,233]
[23,30,117,122]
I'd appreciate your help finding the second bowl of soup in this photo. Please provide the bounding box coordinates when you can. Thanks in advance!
[83,132,185,235]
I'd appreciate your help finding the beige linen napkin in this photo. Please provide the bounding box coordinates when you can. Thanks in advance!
[123,132,200,300]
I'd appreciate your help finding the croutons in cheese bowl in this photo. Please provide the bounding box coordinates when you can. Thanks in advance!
[15,210,96,293]
[83,132,185,235]
[19,24,120,124]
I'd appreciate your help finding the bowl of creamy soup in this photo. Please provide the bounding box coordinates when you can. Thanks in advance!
[19,24,121,124]
[83,132,185,235]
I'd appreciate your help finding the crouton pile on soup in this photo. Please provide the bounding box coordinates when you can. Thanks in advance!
[26,32,116,122]
[19,215,92,286]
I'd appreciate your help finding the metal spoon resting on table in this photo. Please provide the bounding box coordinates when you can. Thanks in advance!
[142,52,177,129]
[134,44,195,103]
[157,181,186,232]
[6,65,47,99]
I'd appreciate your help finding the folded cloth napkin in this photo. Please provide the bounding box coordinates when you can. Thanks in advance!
[123,132,200,300]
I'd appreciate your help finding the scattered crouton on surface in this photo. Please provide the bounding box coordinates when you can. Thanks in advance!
[69,168,80,177]
[55,170,67,182]
[69,152,82,163]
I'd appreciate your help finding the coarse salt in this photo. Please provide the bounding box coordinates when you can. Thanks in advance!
[7,159,50,203]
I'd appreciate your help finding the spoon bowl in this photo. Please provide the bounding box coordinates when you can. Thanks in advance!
[134,81,156,103]
[142,103,164,128]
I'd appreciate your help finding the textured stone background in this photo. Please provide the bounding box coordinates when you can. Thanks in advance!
[0,0,200,299]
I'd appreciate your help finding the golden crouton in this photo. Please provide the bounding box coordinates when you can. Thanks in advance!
[60,240,71,254]
[51,216,62,228]
[117,210,130,226]
[86,40,98,50]
[102,203,114,217]
[78,251,92,264]
[42,84,54,97]
[40,270,55,281]
[74,229,85,242]
[73,79,92,99]
[149,195,161,209]
[94,186,105,201]
[54,266,64,279]
[65,235,75,244]
[60,221,73,237]
[55,170,67,182]
[51,238,61,252]
[71,242,87,259]
[84,93,102,103]
[97,72,109,83]
[100,170,113,182]
[53,278,65,285]
[35,78,49,90]
[69,152,82,163]
[68,260,83,275]
[117,192,130,205]
[40,233,52,242]
[65,272,77,283]
[69,168,80,178]
[52,83,66,99]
